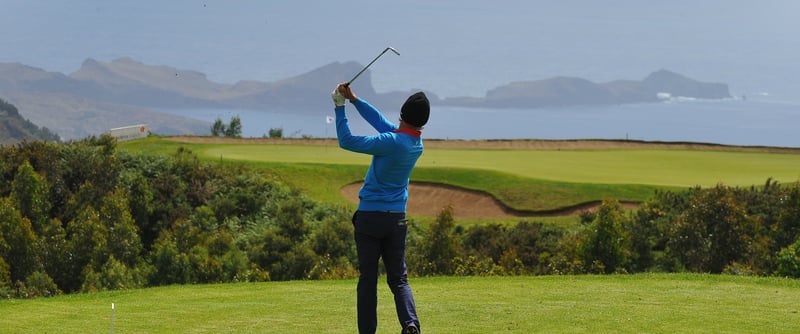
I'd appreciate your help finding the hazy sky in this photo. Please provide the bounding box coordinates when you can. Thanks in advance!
[2,0,798,98]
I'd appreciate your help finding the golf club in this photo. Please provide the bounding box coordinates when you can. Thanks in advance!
[345,47,400,86]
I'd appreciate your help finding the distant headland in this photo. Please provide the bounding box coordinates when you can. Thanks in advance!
[0,57,730,139]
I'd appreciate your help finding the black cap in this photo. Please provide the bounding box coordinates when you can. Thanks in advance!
[400,92,430,127]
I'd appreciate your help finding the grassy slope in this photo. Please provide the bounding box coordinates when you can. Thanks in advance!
[421,148,800,187]
[120,137,799,212]
[2,274,799,333]
[187,140,800,187]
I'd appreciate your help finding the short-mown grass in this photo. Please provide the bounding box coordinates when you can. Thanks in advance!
[162,139,800,187]
[120,137,799,213]
[421,148,800,187]
[3,274,799,333]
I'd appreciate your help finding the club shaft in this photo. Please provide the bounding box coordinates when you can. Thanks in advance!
[346,47,399,86]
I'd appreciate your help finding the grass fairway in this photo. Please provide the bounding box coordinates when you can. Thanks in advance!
[122,137,800,188]
[422,148,800,187]
[120,137,800,214]
[3,274,799,333]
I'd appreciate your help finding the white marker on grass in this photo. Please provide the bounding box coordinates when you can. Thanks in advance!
[110,303,115,334]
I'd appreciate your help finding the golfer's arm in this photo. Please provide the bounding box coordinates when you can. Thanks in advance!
[352,98,397,133]
[336,106,392,155]
[335,106,364,151]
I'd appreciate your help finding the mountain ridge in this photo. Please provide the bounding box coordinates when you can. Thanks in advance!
[0,58,730,140]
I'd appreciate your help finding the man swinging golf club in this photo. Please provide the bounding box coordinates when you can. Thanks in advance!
[332,82,429,334]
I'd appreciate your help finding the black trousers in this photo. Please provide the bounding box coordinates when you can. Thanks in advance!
[352,210,420,334]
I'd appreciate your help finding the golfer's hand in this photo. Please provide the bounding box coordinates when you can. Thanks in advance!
[332,86,346,107]
[338,83,357,102]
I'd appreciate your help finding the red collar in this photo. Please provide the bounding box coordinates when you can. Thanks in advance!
[394,127,421,137]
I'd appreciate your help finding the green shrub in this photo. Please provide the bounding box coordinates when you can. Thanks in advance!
[414,206,461,276]
[666,185,757,273]
[453,256,504,276]
[308,254,358,280]
[81,256,145,292]
[577,199,630,274]
[775,239,800,278]
[21,271,61,298]
[0,256,11,296]
[149,234,192,285]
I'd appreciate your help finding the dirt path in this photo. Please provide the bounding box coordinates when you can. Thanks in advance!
[166,136,797,218]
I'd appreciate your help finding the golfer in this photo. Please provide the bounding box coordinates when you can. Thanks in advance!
[332,83,429,334]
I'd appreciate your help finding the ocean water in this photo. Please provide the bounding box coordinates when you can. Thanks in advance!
[158,95,799,147]
[2,1,799,146]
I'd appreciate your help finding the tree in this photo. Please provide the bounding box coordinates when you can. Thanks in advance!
[188,244,223,283]
[775,184,800,250]
[625,197,672,272]
[211,118,226,136]
[667,185,756,273]
[506,221,562,274]
[311,218,356,262]
[10,161,51,232]
[38,218,69,292]
[149,232,192,285]
[64,206,108,292]
[81,255,144,292]
[461,223,507,262]
[122,172,156,248]
[577,199,630,274]
[416,206,461,275]
[100,188,143,266]
[61,135,121,195]
[268,127,283,138]
[0,198,40,284]
[225,116,242,138]
[275,197,310,240]
[0,256,11,297]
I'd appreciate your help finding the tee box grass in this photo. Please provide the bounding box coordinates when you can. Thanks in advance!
[2,274,799,333]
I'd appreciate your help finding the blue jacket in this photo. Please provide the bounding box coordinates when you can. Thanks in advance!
[335,98,423,212]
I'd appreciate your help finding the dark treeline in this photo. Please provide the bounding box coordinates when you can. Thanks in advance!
[1,138,799,299]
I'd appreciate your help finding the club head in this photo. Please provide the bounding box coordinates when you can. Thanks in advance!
[387,47,400,56]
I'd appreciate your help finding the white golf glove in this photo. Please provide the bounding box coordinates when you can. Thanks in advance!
[332,88,346,107]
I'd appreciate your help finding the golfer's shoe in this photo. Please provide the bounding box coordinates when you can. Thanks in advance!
[401,324,420,334]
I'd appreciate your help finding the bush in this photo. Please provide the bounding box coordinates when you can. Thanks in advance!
[149,234,192,285]
[81,256,145,292]
[577,199,630,274]
[775,239,800,278]
[310,218,356,262]
[308,254,358,280]
[21,271,61,298]
[414,206,461,276]
[453,256,504,276]
[666,185,756,273]
[0,256,11,297]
